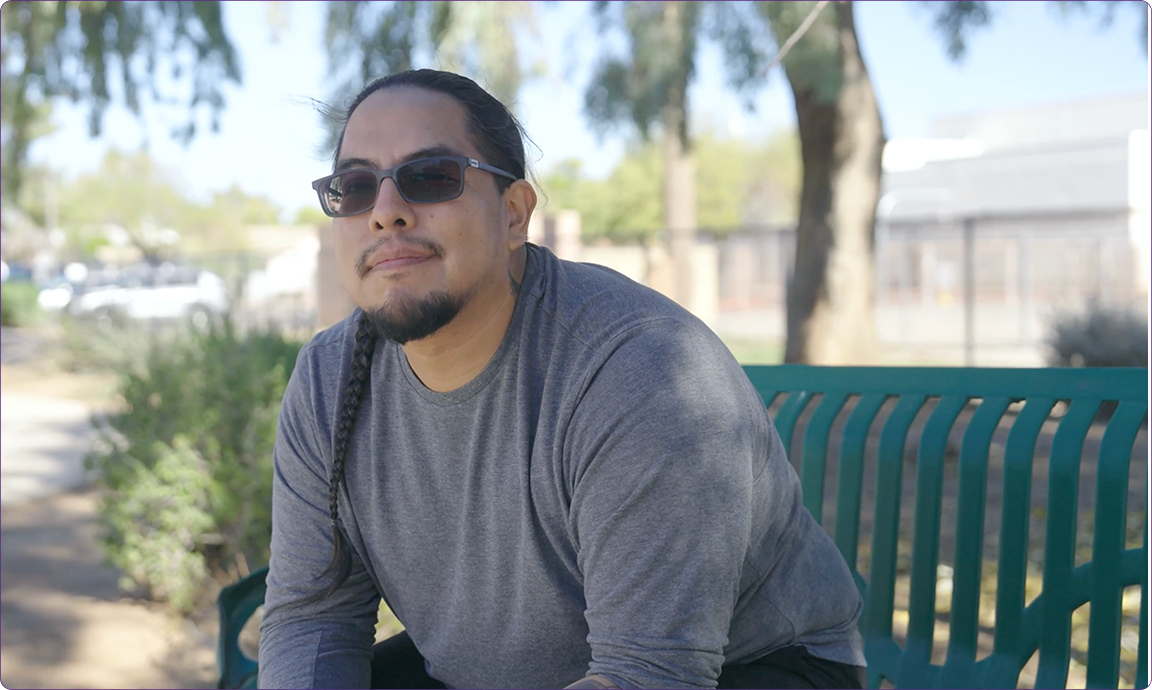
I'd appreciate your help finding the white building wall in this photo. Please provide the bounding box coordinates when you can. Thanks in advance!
[1128,129,1150,298]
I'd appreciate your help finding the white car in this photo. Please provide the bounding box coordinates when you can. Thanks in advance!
[43,264,230,327]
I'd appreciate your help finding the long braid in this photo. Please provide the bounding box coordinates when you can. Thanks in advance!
[316,312,377,598]
[302,68,529,599]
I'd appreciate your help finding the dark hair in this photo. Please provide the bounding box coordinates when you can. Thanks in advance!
[333,68,529,193]
[314,69,531,599]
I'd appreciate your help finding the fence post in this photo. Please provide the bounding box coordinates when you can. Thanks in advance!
[898,233,912,343]
[1020,231,1033,344]
[964,217,976,366]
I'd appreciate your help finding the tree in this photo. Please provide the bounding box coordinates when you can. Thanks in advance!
[209,184,283,228]
[294,205,331,228]
[55,148,195,259]
[540,128,801,244]
[761,0,1146,364]
[582,1,772,307]
[758,1,885,364]
[0,1,240,203]
[52,149,279,259]
[319,1,536,149]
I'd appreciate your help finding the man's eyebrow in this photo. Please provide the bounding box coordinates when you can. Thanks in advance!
[333,145,465,173]
[334,157,376,173]
[399,144,463,165]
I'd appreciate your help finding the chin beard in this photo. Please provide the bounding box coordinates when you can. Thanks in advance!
[362,291,464,345]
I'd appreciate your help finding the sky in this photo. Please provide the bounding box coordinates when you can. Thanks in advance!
[26,1,1151,221]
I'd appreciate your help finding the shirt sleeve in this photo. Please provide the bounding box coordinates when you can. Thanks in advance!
[565,319,770,689]
[258,348,382,689]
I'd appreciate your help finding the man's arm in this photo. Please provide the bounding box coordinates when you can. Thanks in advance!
[565,674,620,689]
[258,352,381,689]
[564,319,765,688]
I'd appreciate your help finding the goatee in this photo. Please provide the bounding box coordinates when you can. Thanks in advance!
[362,291,464,345]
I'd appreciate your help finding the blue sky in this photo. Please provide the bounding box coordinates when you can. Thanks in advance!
[27,1,1150,220]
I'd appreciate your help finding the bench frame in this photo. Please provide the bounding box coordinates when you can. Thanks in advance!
[218,365,1149,689]
[745,365,1148,689]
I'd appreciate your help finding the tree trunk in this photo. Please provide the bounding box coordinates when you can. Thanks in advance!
[664,112,697,309]
[662,1,697,310]
[783,1,885,364]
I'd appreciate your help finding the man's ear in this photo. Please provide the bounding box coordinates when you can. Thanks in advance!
[503,179,537,251]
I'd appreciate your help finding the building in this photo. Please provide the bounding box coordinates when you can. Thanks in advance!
[873,91,1149,363]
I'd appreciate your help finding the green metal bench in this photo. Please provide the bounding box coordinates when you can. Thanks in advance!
[218,365,1148,689]
[217,565,268,689]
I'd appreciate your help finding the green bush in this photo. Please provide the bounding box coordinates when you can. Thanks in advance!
[1046,302,1148,367]
[1,282,41,327]
[87,314,303,612]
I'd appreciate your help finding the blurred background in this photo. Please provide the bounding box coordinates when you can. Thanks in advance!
[1,1,1148,688]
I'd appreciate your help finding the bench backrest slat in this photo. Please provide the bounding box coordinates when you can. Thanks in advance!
[944,396,1010,681]
[866,393,927,646]
[899,395,967,687]
[1138,523,1149,687]
[834,392,889,576]
[986,396,1054,687]
[801,392,851,524]
[1086,400,1147,687]
[773,389,810,453]
[1036,399,1099,689]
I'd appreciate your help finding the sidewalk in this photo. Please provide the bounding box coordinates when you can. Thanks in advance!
[1,350,218,689]
[1,393,93,509]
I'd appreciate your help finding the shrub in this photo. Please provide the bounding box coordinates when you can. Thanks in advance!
[1046,302,1148,368]
[1,282,41,327]
[87,314,303,612]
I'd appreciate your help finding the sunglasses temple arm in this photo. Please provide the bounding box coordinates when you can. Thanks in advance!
[471,159,518,181]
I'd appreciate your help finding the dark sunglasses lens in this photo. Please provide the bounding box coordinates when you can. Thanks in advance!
[397,158,464,203]
[325,170,379,216]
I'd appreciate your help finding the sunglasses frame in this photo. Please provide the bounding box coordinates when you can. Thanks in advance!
[311,155,519,218]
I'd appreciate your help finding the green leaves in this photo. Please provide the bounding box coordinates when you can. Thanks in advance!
[540,127,800,243]
[0,1,241,201]
[99,436,215,612]
[917,0,993,60]
[0,282,43,327]
[582,1,702,144]
[86,315,303,611]
[756,1,842,104]
[320,1,536,152]
[49,148,282,259]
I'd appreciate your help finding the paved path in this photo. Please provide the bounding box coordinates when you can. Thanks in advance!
[1,394,94,508]
[1,373,217,689]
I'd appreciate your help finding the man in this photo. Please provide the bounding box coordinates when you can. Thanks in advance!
[259,69,866,689]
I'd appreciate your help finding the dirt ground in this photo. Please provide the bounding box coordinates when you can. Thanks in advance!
[1,490,218,689]
[1,328,219,690]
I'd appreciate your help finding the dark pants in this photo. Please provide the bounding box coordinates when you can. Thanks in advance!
[370,631,867,689]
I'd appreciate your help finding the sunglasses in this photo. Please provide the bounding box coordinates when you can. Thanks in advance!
[311,155,519,218]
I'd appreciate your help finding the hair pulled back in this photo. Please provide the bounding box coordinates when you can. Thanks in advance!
[333,69,528,192]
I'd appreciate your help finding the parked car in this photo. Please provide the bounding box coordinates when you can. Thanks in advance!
[1,260,33,283]
[39,263,230,327]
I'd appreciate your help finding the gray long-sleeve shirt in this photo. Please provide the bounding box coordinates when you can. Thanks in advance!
[259,244,865,689]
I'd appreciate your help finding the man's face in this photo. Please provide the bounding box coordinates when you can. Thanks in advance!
[332,87,521,343]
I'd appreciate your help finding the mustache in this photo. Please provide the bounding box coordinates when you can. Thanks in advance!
[356,237,445,278]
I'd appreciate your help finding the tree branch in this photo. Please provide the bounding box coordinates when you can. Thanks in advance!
[761,0,832,76]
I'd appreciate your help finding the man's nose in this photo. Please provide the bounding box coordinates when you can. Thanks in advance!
[369,176,417,231]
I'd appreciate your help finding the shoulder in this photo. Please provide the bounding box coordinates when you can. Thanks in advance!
[282,310,361,416]
[528,247,756,411]
[294,310,359,376]
[529,245,712,356]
